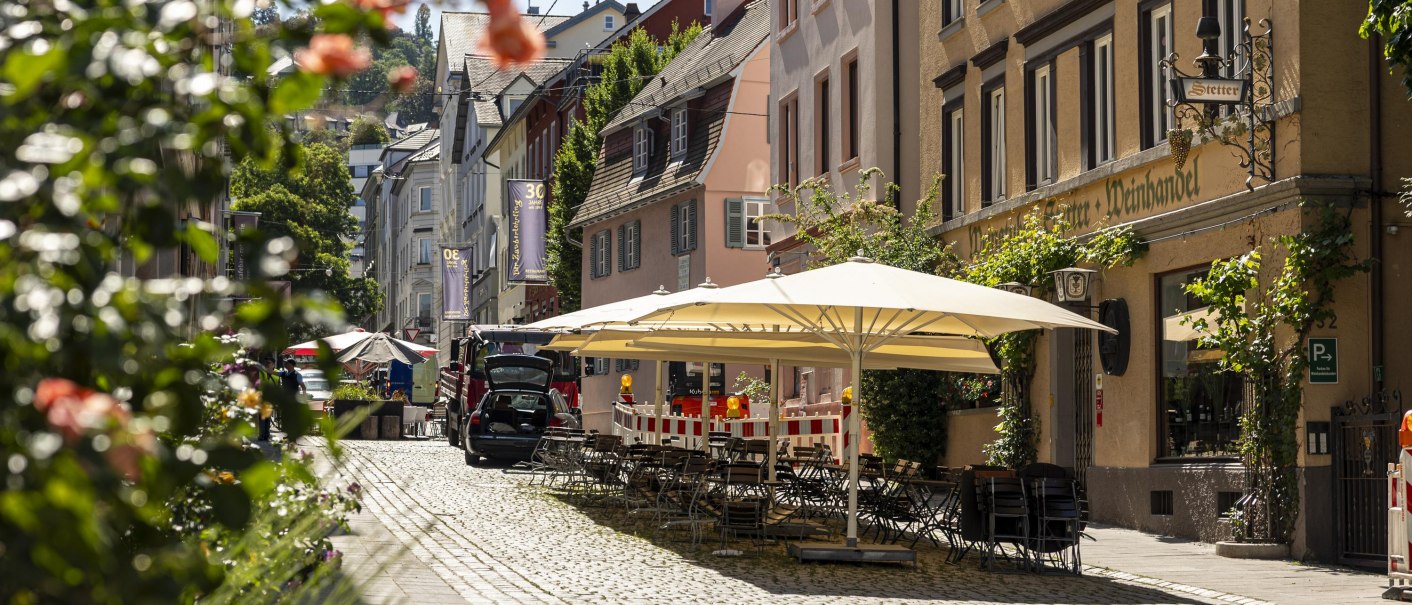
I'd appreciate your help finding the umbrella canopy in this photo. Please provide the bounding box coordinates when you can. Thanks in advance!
[286,328,437,358]
[621,256,1113,548]
[630,259,1114,338]
[335,333,433,366]
[545,329,999,374]
[1163,306,1217,342]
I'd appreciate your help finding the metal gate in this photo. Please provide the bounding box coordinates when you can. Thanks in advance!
[1333,390,1403,567]
[1073,331,1095,489]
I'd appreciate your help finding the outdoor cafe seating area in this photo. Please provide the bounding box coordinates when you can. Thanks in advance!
[513,429,1086,574]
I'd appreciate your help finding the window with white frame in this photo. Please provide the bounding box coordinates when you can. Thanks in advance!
[984,85,1006,205]
[943,105,964,219]
[704,0,714,18]
[943,0,963,26]
[744,199,772,248]
[604,15,615,30]
[590,229,611,278]
[618,220,640,270]
[418,238,431,264]
[418,186,432,212]
[1092,32,1116,166]
[670,107,688,158]
[1032,63,1056,186]
[1143,3,1174,148]
[1218,0,1246,117]
[670,199,696,255]
[633,125,651,173]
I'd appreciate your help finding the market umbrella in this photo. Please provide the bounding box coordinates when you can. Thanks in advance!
[335,333,431,380]
[286,328,438,358]
[625,256,1114,548]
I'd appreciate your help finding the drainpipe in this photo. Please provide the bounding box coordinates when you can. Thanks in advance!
[1369,35,1385,391]
[890,0,902,208]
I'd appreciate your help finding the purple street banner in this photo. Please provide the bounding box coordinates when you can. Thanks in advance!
[440,244,473,321]
[507,179,548,283]
[228,211,260,281]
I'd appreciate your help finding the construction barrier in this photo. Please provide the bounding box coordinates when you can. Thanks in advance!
[612,403,842,458]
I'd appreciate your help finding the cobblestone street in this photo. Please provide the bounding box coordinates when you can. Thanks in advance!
[317,440,1382,604]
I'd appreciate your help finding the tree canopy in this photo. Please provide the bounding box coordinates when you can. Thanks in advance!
[547,21,703,311]
[1364,1,1412,96]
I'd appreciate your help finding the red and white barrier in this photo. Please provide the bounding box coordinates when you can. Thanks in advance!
[612,403,842,457]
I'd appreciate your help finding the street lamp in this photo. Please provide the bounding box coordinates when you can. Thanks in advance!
[1050,267,1097,303]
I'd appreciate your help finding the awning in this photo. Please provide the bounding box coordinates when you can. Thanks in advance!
[1163,307,1218,343]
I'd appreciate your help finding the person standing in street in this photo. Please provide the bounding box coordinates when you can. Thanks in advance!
[267,358,305,441]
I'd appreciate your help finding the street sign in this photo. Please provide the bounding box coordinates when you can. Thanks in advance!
[1170,77,1249,105]
[1308,337,1338,384]
[403,327,421,342]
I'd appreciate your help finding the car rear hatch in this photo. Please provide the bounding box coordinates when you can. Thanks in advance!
[483,354,553,392]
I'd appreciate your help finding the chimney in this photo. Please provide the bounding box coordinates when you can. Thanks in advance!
[527,3,540,15]
[583,1,589,10]
[623,2,641,21]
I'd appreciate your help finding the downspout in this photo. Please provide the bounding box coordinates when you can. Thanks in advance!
[1369,35,1385,390]
[891,0,902,208]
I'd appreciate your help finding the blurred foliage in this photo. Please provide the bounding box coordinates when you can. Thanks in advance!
[332,383,380,401]
[349,115,390,146]
[548,21,704,312]
[0,0,403,601]
[1363,0,1412,96]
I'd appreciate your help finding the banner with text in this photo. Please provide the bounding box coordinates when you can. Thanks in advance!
[507,179,548,283]
[440,244,473,321]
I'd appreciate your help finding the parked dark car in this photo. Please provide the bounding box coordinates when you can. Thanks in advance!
[461,355,579,465]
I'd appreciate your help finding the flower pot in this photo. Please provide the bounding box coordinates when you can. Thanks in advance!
[1214,541,1288,560]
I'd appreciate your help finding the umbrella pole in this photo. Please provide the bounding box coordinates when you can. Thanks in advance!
[701,360,710,453]
[768,358,780,483]
[653,360,664,445]
[846,312,863,547]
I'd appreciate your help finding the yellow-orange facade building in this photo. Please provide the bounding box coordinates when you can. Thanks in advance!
[916,0,1412,564]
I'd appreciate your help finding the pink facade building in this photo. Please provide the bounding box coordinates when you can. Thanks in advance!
[570,0,772,432]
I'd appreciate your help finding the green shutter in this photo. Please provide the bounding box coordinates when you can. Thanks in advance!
[617,224,625,272]
[725,198,744,248]
[589,233,599,278]
[686,200,697,251]
[670,203,680,255]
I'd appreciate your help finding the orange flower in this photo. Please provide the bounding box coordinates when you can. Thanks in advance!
[353,0,411,23]
[388,65,418,94]
[479,0,546,69]
[296,34,372,78]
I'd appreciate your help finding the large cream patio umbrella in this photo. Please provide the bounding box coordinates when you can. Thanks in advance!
[624,256,1115,549]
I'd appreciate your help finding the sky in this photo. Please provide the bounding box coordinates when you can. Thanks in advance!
[390,0,666,38]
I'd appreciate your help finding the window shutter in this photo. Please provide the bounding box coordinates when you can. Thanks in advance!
[980,90,992,206]
[604,229,612,276]
[687,200,698,251]
[617,224,626,272]
[670,203,680,254]
[724,198,744,248]
[1024,69,1037,192]
[589,234,599,278]
[632,221,641,269]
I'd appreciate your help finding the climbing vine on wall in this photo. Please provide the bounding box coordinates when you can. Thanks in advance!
[961,212,1146,469]
[1183,201,1368,544]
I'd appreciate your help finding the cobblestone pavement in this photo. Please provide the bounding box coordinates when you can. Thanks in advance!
[319,440,1285,605]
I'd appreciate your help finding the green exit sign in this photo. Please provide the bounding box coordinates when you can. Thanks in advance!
[1308,337,1338,384]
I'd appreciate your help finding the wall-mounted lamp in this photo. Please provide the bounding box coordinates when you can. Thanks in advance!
[995,282,1033,297]
[1051,267,1098,303]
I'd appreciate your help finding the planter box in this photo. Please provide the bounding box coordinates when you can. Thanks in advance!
[332,400,404,439]
[1215,541,1289,560]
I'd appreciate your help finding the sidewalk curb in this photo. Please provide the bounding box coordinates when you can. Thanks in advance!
[1085,566,1273,605]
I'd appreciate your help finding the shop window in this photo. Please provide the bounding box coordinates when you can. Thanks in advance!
[1158,271,1244,458]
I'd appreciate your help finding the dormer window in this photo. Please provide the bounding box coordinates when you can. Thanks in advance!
[633,125,652,173]
[670,107,688,159]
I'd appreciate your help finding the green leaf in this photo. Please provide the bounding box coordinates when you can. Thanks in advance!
[2,45,65,102]
[210,484,252,529]
[183,221,219,263]
[270,71,326,115]
[239,461,280,499]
